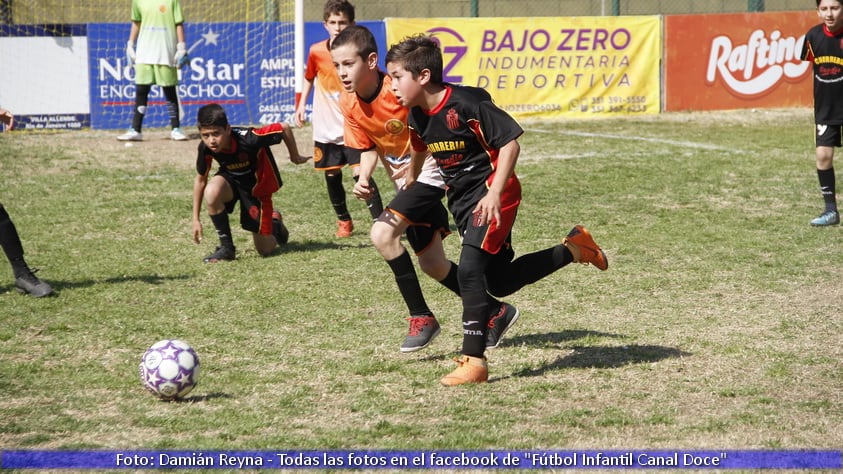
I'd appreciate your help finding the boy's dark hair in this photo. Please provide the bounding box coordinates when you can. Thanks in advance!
[385,34,443,83]
[197,103,229,128]
[331,24,377,58]
[323,0,355,22]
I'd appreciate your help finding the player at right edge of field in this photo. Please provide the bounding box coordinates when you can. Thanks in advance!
[386,34,609,386]
[801,0,843,226]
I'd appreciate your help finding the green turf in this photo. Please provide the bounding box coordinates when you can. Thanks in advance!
[1,109,840,451]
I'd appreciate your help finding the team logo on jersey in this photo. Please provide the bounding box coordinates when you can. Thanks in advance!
[158,4,168,13]
[446,108,459,130]
[384,118,404,135]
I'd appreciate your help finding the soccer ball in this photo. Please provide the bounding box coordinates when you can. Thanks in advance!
[139,339,200,400]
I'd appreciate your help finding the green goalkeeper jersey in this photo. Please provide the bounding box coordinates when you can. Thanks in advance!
[132,0,184,67]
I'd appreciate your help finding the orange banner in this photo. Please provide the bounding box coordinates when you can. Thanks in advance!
[664,11,817,111]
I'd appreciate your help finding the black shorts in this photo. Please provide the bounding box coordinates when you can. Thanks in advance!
[384,182,451,254]
[815,123,843,147]
[220,174,274,235]
[313,142,361,171]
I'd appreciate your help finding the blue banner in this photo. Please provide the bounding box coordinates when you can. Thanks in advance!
[87,21,386,130]
[2,450,841,469]
[88,22,294,130]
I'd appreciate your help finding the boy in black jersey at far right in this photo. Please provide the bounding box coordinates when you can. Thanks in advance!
[192,103,310,263]
[385,35,609,386]
[801,0,843,226]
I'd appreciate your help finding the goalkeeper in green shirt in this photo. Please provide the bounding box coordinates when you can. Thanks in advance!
[118,0,190,142]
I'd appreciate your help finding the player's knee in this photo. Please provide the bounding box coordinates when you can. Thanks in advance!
[256,243,276,257]
[203,184,225,205]
[418,256,448,281]
[369,222,394,250]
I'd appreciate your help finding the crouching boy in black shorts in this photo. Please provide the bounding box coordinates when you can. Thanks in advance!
[192,103,310,262]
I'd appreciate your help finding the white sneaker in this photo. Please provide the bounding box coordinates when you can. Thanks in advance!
[117,129,142,141]
[170,127,188,141]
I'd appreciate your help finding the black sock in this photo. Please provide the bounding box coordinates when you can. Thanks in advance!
[486,245,573,297]
[163,86,180,128]
[818,167,838,213]
[439,262,461,296]
[441,262,500,313]
[0,205,29,277]
[272,218,288,245]
[325,172,350,221]
[210,213,234,249]
[460,300,488,358]
[458,245,491,358]
[132,84,151,132]
[386,250,431,316]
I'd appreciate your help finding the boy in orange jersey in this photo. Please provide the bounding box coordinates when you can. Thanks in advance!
[331,25,520,353]
[294,0,382,237]
[193,104,309,263]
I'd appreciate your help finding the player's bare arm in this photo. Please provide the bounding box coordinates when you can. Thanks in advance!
[474,139,520,226]
[191,174,208,244]
[352,149,379,200]
[281,126,311,164]
[294,79,315,127]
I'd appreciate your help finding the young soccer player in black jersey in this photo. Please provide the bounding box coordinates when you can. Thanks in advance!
[0,108,55,297]
[801,0,843,226]
[386,35,608,386]
[192,104,310,263]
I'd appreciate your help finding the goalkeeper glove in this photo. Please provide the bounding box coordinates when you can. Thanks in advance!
[175,42,189,68]
[126,41,136,66]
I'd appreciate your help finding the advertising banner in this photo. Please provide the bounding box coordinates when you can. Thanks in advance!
[385,17,661,118]
[0,25,91,130]
[88,22,295,129]
[88,21,385,130]
[664,11,816,111]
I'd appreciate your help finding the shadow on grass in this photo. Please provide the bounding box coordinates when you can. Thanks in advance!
[505,329,624,348]
[172,392,234,403]
[413,330,627,363]
[0,273,194,296]
[270,239,372,254]
[511,344,690,378]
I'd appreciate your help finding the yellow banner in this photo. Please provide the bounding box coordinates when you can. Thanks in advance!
[385,17,661,118]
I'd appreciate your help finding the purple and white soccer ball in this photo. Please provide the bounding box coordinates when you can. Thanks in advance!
[139,339,200,400]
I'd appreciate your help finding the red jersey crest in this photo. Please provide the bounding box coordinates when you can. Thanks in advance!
[446,108,459,130]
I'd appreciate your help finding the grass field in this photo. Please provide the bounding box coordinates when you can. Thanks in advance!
[0,108,841,456]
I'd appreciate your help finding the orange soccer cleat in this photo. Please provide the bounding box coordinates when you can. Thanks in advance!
[562,225,608,271]
[335,219,353,238]
[440,355,488,386]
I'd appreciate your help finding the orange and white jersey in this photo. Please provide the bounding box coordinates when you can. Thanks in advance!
[340,73,443,190]
[304,39,344,144]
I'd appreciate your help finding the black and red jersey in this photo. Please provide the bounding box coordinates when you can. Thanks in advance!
[802,23,843,124]
[407,84,523,229]
[196,124,285,198]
